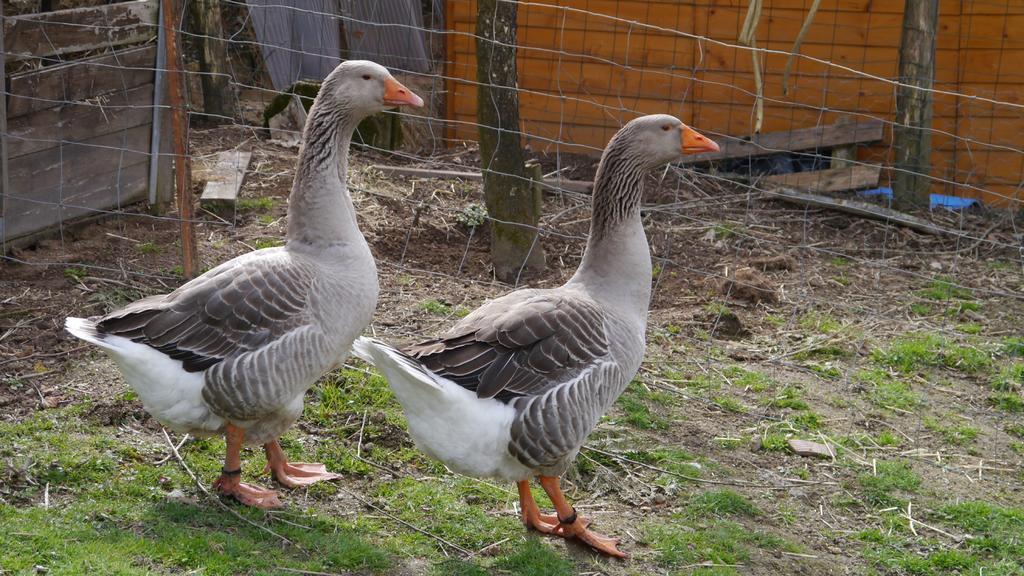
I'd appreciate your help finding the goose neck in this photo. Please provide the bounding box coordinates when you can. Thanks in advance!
[569,149,652,317]
[286,99,363,248]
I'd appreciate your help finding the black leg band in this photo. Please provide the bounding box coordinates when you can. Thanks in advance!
[221,466,242,477]
[557,507,578,525]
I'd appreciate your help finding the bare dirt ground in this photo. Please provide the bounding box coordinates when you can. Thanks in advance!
[2,124,1023,575]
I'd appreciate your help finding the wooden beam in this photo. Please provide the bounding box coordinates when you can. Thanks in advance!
[161,0,197,279]
[679,119,884,165]
[761,165,881,193]
[368,164,594,194]
[6,83,154,159]
[6,46,156,118]
[0,1,7,251]
[198,149,251,215]
[765,186,961,237]
[4,0,158,63]
[187,0,232,118]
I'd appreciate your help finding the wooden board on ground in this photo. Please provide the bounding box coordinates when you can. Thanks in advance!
[368,164,594,194]
[6,83,155,159]
[680,120,884,165]
[765,186,964,237]
[198,149,252,215]
[3,0,158,62]
[6,46,157,118]
[761,165,881,193]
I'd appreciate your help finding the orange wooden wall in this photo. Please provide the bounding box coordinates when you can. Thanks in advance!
[445,0,1024,206]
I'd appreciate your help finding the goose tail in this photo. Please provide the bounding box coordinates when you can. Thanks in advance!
[352,337,444,392]
[65,317,108,347]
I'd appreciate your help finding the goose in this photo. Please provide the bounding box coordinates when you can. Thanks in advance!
[353,114,719,556]
[65,60,423,508]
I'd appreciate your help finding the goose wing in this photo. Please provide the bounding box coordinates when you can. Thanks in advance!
[404,290,611,402]
[96,249,316,373]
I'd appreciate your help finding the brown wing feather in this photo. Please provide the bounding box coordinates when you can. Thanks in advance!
[403,291,610,403]
[96,252,316,372]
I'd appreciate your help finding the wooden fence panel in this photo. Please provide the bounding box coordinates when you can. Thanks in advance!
[7,45,157,118]
[3,0,158,62]
[4,125,152,240]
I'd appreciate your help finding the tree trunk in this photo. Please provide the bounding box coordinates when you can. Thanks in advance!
[475,0,544,283]
[893,0,938,209]
[188,0,231,119]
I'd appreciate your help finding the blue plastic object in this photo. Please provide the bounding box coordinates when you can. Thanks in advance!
[930,194,980,211]
[858,187,894,200]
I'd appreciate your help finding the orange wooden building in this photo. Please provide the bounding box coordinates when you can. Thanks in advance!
[444,0,1023,206]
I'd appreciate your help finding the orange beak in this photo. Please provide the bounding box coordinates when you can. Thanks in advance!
[680,125,720,154]
[383,77,424,108]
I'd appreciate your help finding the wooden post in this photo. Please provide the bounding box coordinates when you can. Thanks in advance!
[188,0,231,119]
[892,0,939,209]
[476,0,544,283]
[0,1,8,254]
[162,0,198,279]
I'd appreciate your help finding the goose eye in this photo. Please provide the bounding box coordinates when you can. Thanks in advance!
[661,124,672,131]
[362,74,372,80]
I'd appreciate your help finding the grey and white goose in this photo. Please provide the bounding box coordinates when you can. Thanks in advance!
[353,114,719,556]
[65,60,422,508]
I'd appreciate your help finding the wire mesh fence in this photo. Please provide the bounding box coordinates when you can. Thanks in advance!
[1,0,1023,570]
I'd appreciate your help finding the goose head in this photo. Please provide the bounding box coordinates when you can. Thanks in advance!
[622,114,720,168]
[321,60,424,117]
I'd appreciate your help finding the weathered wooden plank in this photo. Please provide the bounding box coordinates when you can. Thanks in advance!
[3,0,158,62]
[6,83,154,159]
[761,165,881,193]
[4,124,152,240]
[764,186,965,237]
[7,45,156,118]
[680,120,884,165]
[199,149,251,215]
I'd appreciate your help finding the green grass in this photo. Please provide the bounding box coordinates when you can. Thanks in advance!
[418,298,455,316]
[798,311,842,334]
[858,502,1024,575]
[857,460,921,507]
[763,386,808,410]
[712,395,746,413]
[992,362,1024,391]
[252,237,284,250]
[923,417,980,446]
[721,366,775,392]
[614,381,670,430]
[856,369,921,412]
[645,515,798,574]
[63,266,88,283]
[958,322,982,334]
[237,197,275,211]
[918,277,973,301]
[759,432,790,452]
[684,490,760,518]
[1006,423,1024,439]
[988,392,1024,412]
[1002,337,1024,357]
[622,447,703,482]
[872,334,991,374]
[712,222,739,240]
[0,410,392,576]
[135,241,162,255]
